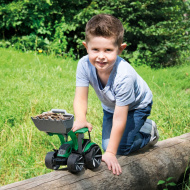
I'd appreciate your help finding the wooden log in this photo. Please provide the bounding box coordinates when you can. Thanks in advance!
[1,133,190,190]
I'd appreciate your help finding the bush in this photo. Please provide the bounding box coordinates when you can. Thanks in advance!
[0,0,189,67]
[117,0,190,67]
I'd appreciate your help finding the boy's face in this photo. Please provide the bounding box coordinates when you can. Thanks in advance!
[83,36,126,74]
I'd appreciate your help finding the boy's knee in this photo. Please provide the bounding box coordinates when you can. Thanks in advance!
[102,139,109,152]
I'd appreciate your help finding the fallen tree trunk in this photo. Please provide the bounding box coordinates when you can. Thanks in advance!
[1,133,190,190]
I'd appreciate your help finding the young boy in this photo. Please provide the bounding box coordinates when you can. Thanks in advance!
[72,14,159,176]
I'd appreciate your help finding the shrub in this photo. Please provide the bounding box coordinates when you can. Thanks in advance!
[100,0,190,67]
[0,0,189,67]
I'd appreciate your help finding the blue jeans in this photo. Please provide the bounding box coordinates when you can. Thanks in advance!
[102,103,152,155]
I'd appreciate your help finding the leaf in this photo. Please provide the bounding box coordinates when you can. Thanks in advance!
[166,177,174,182]
[167,182,176,186]
[157,180,165,185]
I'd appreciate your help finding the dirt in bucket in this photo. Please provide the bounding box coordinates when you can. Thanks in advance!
[33,112,72,121]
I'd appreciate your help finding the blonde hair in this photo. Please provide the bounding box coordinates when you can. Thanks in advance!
[85,14,124,46]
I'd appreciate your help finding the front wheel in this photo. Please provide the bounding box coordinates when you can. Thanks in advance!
[45,151,60,170]
[67,153,84,173]
[85,145,102,169]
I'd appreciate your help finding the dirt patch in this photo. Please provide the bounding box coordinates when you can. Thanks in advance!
[185,88,190,94]
[33,112,72,121]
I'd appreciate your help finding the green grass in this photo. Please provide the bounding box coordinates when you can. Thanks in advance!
[134,63,190,140]
[0,48,189,187]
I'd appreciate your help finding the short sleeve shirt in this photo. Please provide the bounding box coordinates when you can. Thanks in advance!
[76,55,152,113]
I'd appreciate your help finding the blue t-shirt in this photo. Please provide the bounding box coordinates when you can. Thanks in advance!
[76,55,152,113]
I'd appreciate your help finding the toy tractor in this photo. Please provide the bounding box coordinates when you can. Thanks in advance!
[31,109,102,173]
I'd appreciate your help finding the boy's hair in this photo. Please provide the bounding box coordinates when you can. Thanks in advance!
[85,14,124,46]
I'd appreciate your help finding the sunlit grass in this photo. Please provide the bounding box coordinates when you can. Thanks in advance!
[133,64,190,140]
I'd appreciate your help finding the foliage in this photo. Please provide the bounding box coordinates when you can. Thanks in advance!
[121,0,190,67]
[158,177,176,190]
[0,0,190,67]
[158,167,190,190]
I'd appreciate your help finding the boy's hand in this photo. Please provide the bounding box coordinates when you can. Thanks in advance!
[72,120,93,132]
[102,152,122,175]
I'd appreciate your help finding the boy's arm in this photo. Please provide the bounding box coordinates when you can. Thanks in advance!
[72,86,93,132]
[102,105,129,175]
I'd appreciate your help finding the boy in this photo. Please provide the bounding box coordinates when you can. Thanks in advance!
[72,14,159,175]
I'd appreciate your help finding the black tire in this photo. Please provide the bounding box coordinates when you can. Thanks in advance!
[85,145,102,169]
[67,153,84,173]
[45,151,60,170]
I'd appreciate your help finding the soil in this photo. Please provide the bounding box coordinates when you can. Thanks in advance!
[33,111,72,121]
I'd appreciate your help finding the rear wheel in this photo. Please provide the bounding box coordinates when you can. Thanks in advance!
[67,153,84,173]
[45,151,60,170]
[85,145,102,169]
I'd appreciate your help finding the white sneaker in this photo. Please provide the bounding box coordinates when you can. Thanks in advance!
[140,119,159,149]
[148,120,159,146]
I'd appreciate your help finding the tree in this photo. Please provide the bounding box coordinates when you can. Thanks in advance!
[0,0,189,67]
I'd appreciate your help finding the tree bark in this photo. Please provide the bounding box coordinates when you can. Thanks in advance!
[1,133,190,190]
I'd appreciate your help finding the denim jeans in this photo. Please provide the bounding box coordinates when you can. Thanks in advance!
[102,102,152,155]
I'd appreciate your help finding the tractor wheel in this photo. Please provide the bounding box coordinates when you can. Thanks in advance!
[45,151,60,170]
[67,153,84,173]
[85,145,102,169]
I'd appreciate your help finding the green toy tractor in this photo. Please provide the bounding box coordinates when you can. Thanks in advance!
[31,109,102,173]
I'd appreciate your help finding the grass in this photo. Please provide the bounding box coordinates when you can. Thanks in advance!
[134,63,190,140]
[0,48,189,187]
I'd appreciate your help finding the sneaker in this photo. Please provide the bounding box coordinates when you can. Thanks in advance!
[148,119,159,146]
[140,119,159,149]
